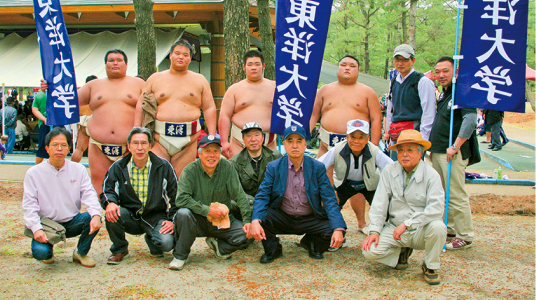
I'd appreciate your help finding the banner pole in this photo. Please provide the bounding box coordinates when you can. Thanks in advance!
[444,0,464,250]
[1,83,4,136]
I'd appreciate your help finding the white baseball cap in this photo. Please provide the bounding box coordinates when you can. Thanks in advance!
[346,119,370,135]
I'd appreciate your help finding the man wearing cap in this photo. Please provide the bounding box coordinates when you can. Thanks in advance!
[362,129,446,285]
[385,44,436,161]
[248,125,346,263]
[310,55,382,158]
[318,119,392,244]
[0,97,18,154]
[229,122,283,219]
[170,134,252,270]
[429,56,476,250]
[101,127,178,265]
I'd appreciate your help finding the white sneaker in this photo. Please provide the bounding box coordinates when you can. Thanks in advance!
[169,258,187,270]
[206,237,232,260]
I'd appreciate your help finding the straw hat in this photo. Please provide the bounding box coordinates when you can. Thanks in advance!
[388,129,431,151]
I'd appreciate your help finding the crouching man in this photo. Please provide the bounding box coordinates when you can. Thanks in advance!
[170,134,252,270]
[101,127,178,265]
[362,130,446,285]
[22,127,102,267]
[248,125,346,263]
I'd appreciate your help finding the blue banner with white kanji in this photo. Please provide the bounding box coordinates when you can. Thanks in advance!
[456,0,528,113]
[270,0,333,138]
[33,0,79,125]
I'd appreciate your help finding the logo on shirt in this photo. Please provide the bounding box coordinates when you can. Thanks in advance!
[70,179,77,183]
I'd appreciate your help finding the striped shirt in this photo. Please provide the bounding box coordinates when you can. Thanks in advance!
[129,158,151,213]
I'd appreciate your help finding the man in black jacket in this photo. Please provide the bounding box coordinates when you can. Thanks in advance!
[429,57,476,250]
[101,127,178,264]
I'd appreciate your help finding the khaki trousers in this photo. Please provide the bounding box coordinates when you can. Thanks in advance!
[362,220,446,270]
[432,152,474,241]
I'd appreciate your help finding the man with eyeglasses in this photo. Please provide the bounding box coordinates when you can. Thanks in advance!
[22,127,102,267]
[101,127,179,265]
[362,129,446,285]
[385,44,436,161]
[229,122,282,220]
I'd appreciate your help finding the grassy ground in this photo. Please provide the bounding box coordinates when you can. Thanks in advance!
[0,181,534,299]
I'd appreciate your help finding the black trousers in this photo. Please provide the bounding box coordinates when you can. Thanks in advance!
[261,208,334,255]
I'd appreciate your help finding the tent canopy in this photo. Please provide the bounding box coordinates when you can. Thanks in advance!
[0,29,184,87]
[527,64,535,81]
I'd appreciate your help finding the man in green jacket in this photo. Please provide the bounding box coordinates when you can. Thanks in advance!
[230,122,282,219]
[170,134,252,270]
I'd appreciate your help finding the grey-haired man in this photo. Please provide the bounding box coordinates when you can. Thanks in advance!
[101,127,178,265]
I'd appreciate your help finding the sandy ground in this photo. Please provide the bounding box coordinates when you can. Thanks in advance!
[0,181,534,299]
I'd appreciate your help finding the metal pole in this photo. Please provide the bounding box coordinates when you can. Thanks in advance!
[444,0,465,250]
[1,83,4,136]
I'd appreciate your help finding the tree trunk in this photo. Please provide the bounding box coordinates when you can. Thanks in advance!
[223,0,249,89]
[257,0,275,80]
[133,0,156,80]
[400,1,407,44]
[408,0,418,49]
[363,32,370,73]
[527,81,535,112]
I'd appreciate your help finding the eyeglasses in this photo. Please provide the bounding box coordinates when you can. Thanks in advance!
[130,141,149,146]
[394,57,411,63]
[50,143,69,148]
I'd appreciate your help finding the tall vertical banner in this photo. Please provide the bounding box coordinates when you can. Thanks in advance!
[270,0,334,138]
[33,0,79,125]
[456,0,529,113]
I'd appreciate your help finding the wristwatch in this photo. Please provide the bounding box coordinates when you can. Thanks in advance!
[450,145,459,151]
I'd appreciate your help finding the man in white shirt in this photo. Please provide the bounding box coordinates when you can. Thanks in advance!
[22,127,102,267]
[362,130,446,285]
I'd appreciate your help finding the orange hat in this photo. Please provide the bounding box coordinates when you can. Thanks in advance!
[388,129,431,151]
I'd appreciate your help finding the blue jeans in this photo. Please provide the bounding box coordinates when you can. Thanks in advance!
[105,207,175,254]
[31,212,99,261]
[5,127,15,154]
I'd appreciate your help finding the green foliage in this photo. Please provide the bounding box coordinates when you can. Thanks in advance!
[325,0,534,80]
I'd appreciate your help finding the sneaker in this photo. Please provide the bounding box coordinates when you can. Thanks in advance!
[206,237,231,260]
[169,258,187,270]
[394,247,413,270]
[328,238,348,252]
[446,237,473,250]
[73,249,96,268]
[446,233,456,242]
[422,263,441,285]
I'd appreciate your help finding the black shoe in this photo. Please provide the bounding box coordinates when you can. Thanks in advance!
[260,244,283,264]
[394,247,414,270]
[492,146,502,151]
[502,140,509,146]
[480,140,490,144]
[299,239,324,260]
[488,144,494,149]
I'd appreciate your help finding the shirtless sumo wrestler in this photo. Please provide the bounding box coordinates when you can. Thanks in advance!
[134,40,217,177]
[219,50,277,159]
[41,50,144,194]
[310,55,382,158]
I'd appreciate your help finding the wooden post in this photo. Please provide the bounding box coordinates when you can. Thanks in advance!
[210,33,225,121]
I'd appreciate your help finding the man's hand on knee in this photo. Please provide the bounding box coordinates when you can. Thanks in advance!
[362,233,379,251]
[159,221,174,234]
[393,223,407,240]
[89,215,102,234]
[33,229,48,243]
[105,203,121,223]
[248,220,266,241]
